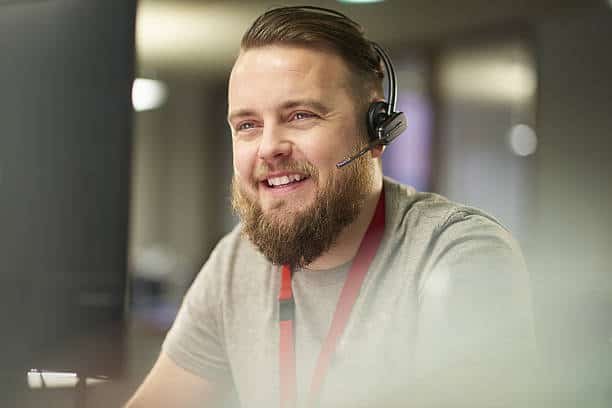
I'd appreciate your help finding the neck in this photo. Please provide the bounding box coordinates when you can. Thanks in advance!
[305,175,383,271]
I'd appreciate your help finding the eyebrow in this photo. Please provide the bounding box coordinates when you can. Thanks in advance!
[227,99,331,124]
[280,99,330,114]
[227,108,257,124]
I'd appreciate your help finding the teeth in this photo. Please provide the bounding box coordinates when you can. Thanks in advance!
[266,174,305,187]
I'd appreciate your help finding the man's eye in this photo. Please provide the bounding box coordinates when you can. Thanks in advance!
[292,112,316,121]
[237,122,255,131]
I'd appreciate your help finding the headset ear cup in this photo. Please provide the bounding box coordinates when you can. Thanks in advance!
[366,101,389,142]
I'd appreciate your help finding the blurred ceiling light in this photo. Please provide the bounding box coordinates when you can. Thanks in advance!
[440,44,536,103]
[136,1,256,73]
[508,124,537,156]
[132,78,168,112]
[27,370,109,389]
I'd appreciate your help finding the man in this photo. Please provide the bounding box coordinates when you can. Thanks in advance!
[127,6,537,408]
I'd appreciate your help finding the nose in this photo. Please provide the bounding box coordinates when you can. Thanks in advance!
[258,122,292,162]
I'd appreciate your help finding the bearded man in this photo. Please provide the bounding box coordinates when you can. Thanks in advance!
[127,6,538,408]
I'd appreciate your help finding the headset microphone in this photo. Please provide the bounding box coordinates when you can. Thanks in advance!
[336,42,407,169]
[336,140,383,168]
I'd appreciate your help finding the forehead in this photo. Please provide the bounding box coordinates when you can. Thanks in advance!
[228,45,354,111]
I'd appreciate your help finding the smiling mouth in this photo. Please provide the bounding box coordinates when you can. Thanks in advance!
[262,174,310,189]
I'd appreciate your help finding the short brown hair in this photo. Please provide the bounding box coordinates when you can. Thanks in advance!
[241,6,384,99]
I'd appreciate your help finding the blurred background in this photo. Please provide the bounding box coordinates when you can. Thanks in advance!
[1,0,611,406]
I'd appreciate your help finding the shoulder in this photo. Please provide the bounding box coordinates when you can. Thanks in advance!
[384,176,507,227]
[187,223,268,301]
[382,177,525,281]
[204,224,259,270]
[383,176,516,247]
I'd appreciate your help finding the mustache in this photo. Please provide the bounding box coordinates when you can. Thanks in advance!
[253,159,319,180]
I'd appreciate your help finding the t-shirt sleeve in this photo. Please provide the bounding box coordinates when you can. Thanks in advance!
[413,209,540,406]
[161,243,232,384]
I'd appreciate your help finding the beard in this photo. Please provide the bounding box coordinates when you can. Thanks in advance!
[231,153,375,268]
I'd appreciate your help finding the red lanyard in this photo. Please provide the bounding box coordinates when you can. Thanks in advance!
[278,191,386,408]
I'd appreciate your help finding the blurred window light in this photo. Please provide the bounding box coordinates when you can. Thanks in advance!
[132,78,168,112]
[382,91,432,191]
[508,124,537,156]
[382,57,433,191]
[27,370,109,389]
[439,44,536,103]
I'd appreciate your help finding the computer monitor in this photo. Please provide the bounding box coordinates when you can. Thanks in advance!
[0,0,135,403]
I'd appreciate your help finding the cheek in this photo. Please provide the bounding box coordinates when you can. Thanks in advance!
[302,127,358,168]
[232,141,256,181]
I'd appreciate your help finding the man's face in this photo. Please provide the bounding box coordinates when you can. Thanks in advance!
[227,45,375,266]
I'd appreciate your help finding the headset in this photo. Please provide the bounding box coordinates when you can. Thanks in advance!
[336,41,407,168]
[259,6,407,168]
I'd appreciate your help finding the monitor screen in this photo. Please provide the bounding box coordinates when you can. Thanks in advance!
[0,0,135,402]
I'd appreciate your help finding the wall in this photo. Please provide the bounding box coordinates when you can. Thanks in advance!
[529,8,612,405]
[129,76,234,304]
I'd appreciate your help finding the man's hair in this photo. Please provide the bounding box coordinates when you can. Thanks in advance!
[241,6,384,100]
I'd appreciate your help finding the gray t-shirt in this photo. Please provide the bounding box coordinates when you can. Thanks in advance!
[163,178,537,407]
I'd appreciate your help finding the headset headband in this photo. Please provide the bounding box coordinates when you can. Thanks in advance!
[263,6,398,115]
[371,43,398,116]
